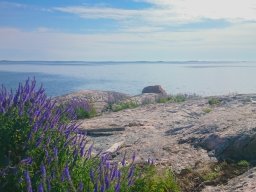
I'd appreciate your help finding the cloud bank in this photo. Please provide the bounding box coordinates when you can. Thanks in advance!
[0,22,255,61]
[0,0,256,60]
[54,0,256,24]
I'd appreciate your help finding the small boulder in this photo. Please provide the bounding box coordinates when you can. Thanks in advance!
[142,85,167,95]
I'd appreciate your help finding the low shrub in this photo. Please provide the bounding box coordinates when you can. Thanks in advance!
[68,100,97,119]
[202,108,212,113]
[208,97,221,106]
[0,78,138,192]
[157,95,186,104]
[112,101,139,112]
[131,165,180,192]
[59,99,97,120]
[237,160,250,168]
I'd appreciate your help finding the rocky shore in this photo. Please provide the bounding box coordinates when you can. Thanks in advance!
[56,86,256,191]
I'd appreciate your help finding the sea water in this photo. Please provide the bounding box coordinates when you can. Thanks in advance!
[0,61,256,97]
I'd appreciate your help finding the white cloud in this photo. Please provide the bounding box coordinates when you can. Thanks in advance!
[54,6,144,20]
[54,0,256,25]
[0,23,255,60]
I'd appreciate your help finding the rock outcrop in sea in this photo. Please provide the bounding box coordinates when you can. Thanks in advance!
[142,85,167,95]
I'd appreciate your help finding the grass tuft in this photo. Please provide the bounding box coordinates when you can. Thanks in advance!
[111,101,139,112]
[157,95,186,104]
[208,97,221,106]
[202,108,212,113]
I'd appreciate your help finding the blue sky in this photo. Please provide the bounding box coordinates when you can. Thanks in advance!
[0,0,256,61]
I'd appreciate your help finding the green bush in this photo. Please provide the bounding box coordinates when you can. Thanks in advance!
[75,107,97,119]
[1,79,182,192]
[131,165,180,192]
[112,101,139,112]
[157,95,186,104]
[237,160,250,167]
[0,79,139,192]
[202,108,212,113]
[208,98,221,106]
[201,171,220,181]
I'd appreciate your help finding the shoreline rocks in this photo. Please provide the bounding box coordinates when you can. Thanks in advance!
[55,87,256,191]
[74,92,256,191]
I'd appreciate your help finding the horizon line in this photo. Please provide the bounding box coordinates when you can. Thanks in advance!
[0,60,254,63]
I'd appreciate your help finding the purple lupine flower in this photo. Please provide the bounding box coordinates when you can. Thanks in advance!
[38,183,44,192]
[20,157,32,165]
[78,182,84,192]
[80,144,86,157]
[45,150,49,160]
[47,178,51,191]
[87,144,93,158]
[127,165,135,179]
[73,148,79,158]
[115,170,121,180]
[147,158,154,165]
[106,161,111,170]
[131,152,136,164]
[128,179,134,187]
[111,163,118,180]
[90,169,94,183]
[24,171,32,192]
[121,152,126,167]
[64,134,76,147]
[61,172,65,182]
[100,184,105,192]
[114,182,120,192]
[94,179,98,192]
[35,136,43,147]
[41,164,46,178]
[79,135,87,148]
[105,175,110,189]
[0,78,92,191]
[53,147,58,159]
[64,165,72,181]
[46,136,51,146]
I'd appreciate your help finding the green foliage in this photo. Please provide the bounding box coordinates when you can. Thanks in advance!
[0,106,77,191]
[0,107,30,167]
[75,107,97,119]
[202,108,212,113]
[0,79,184,192]
[131,165,180,192]
[0,79,139,191]
[237,160,250,167]
[208,97,221,106]
[157,95,186,104]
[112,101,139,112]
[201,171,220,181]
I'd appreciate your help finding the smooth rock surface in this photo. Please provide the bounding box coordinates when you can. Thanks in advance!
[78,93,256,191]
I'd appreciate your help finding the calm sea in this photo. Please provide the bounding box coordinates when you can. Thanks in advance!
[0,61,256,97]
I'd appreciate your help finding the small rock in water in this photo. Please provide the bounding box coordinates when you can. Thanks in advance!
[142,85,167,95]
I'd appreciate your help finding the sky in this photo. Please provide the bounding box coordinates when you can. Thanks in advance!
[0,0,256,61]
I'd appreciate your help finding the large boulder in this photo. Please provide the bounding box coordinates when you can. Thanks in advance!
[142,85,167,95]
